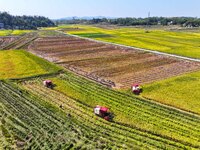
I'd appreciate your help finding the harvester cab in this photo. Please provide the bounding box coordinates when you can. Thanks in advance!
[43,80,53,89]
[132,84,142,95]
[94,105,112,121]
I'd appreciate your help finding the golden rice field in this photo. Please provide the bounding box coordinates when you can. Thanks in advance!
[28,29,200,114]
[141,71,200,114]
[0,50,61,79]
[0,29,200,149]
[0,30,32,36]
[55,25,200,59]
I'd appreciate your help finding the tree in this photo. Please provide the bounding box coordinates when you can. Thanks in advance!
[0,12,55,30]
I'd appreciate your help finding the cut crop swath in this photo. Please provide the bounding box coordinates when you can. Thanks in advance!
[20,72,200,149]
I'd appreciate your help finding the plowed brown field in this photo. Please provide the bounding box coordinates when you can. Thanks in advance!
[0,36,19,49]
[28,36,200,88]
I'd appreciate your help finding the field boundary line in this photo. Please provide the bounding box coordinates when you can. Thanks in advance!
[63,68,200,119]
[67,67,200,118]
[141,96,200,119]
[53,30,200,118]
[7,70,63,82]
[56,30,200,63]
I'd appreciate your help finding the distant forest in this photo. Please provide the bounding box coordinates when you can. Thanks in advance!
[56,17,200,27]
[0,12,55,30]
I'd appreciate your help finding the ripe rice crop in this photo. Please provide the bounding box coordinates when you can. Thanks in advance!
[0,30,32,36]
[0,81,122,149]
[19,72,200,149]
[0,50,61,79]
[61,25,200,59]
[141,71,200,114]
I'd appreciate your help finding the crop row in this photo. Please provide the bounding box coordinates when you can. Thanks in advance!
[2,32,38,50]
[21,82,189,149]
[0,37,19,49]
[53,73,200,142]
[20,72,200,149]
[27,35,200,89]
[59,73,200,142]
[29,37,104,52]
[120,60,200,87]
[0,81,122,149]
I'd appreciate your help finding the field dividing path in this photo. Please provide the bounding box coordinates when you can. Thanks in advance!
[57,30,200,63]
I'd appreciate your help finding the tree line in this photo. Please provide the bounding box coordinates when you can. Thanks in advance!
[0,12,55,30]
[55,17,200,27]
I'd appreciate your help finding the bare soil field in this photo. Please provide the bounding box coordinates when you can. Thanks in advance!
[28,36,200,88]
[0,36,19,49]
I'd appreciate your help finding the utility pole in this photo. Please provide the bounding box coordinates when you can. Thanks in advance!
[147,12,150,27]
[146,12,150,33]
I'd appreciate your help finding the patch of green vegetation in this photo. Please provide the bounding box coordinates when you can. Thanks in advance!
[0,50,62,79]
[29,72,200,149]
[11,30,32,36]
[0,30,32,36]
[75,33,113,38]
[38,30,66,37]
[58,25,200,59]
[0,81,111,149]
[42,27,58,30]
[141,71,200,114]
[0,30,13,36]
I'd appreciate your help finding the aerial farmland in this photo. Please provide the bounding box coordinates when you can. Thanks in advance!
[0,25,200,149]
[1,1,200,149]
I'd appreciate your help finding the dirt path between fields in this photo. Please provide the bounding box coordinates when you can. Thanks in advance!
[56,30,200,63]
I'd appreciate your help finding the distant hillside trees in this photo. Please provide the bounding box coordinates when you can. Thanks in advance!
[55,17,200,27]
[94,17,200,27]
[0,12,55,30]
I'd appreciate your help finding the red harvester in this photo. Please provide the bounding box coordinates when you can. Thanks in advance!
[94,105,112,121]
[131,83,142,95]
[43,80,53,89]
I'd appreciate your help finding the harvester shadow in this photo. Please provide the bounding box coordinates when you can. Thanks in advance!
[48,84,57,90]
[109,112,115,122]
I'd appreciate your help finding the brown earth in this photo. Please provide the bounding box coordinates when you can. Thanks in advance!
[28,36,200,89]
[0,36,19,49]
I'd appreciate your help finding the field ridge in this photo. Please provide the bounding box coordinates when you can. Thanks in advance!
[65,31,200,63]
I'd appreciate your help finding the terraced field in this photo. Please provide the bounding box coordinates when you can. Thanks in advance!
[0,30,63,50]
[0,29,200,149]
[141,71,200,114]
[28,36,200,88]
[1,69,200,149]
[0,50,61,79]
[1,32,39,50]
[18,72,200,149]
[56,25,200,59]
[0,81,118,149]
[0,37,19,49]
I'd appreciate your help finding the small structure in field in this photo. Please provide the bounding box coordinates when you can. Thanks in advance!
[131,84,142,95]
[94,105,112,121]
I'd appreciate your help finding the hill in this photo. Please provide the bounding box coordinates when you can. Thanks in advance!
[0,12,55,30]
